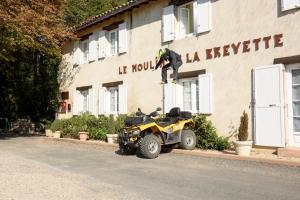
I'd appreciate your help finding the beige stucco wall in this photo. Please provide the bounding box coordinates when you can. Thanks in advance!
[59,0,300,139]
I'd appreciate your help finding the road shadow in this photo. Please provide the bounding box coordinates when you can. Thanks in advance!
[0,131,44,140]
[115,146,176,159]
[222,150,236,155]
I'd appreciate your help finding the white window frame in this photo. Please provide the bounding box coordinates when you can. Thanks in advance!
[178,3,194,38]
[178,77,199,113]
[108,86,119,114]
[108,29,118,56]
[287,64,300,147]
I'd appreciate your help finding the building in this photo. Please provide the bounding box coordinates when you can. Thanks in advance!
[59,0,300,148]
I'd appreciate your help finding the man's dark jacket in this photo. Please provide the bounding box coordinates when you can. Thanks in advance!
[155,48,182,69]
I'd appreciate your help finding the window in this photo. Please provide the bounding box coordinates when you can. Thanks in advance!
[163,74,212,114]
[73,87,93,115]
[108,29,118,55]
[108,87,119,114]
[81,89,89,112]
[281,0,300,11]
[180,78,199,113]
[178,3,194,37]
[81,40,89,63]
[99,84,127,115]
[162,0,211,42]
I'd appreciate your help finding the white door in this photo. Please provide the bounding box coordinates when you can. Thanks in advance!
[253,64,285,147]
[287,64,300,147]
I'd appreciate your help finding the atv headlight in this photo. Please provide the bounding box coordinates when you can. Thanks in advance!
[132,129,141,136]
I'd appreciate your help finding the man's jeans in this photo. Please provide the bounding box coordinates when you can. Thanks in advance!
[161,60,182,83]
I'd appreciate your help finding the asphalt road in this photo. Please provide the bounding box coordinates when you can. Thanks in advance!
[0,137,299,200]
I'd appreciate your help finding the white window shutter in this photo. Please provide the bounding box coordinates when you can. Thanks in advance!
[118,22,127,54]
[162,5,175,42]
[73,41,80,66]
[176,83,183,110]
[118,84,128,114]
[195,0,212,34]
[281,0,300,11]
[98,30,107,59]
[78,90,84,114]
[198,74,213,114]
[88,87,93,114]
[163,83,175,114]
[72,90,78,115]
[79,42,84,65]
[88,34,96,62]
[99,87,106,115]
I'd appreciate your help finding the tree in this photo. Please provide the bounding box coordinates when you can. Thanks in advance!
[64,0,128,26]
[0,0,73,122]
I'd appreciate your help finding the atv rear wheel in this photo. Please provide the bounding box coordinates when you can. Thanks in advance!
[139,134,161,159]
[179,130,196,150]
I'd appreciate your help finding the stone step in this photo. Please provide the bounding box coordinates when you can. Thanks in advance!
[277,147,300,158]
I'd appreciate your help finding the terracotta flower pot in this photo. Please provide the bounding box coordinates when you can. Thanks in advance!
[45,129,53,137]
[233,140,253,156]
[107,134,118,144]
[79,131,89,141]
[53,131,61,139]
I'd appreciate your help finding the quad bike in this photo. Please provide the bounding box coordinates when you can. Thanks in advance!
[118,107,196,159]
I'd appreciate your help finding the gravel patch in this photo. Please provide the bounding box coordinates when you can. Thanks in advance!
[0,151,144,200]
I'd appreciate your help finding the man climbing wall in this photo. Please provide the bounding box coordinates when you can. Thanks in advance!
[154,48,182,84]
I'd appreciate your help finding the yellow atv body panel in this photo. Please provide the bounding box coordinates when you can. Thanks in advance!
[137,118,194,134]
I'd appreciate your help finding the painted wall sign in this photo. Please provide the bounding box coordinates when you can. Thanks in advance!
[118,33,283,75]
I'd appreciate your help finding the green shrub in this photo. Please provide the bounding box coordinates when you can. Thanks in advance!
[50,119,64,132]
[107,114,115,135]
[115,114,126,134]
[89,115,108,140]
[238,111,249,141]
[193,115,230,151]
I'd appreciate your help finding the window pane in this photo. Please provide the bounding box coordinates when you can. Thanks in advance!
[293,101,300,116]
[181,8,189,35]
[83,42,88,63]
[81,90,88,112]
[292,69,300,85]
[293,117,300,132]
[183,81,192,110]
[110,89,116,112]
[116,89,119,112]
[110,32,116,54]
[292,85,300,100]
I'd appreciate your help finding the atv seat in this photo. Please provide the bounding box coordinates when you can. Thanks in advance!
[166,107,181,118]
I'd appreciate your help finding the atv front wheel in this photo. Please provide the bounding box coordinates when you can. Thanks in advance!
[139,134,161,159]
[179,130,196,150]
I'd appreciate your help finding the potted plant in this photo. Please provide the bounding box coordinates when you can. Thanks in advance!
[233,111,253,156]
[53,130,61,138]
[45,129,53,137]
[50,119,62,138]
[44,120,53,137]
[106,115,118,144]
[78,125,89,141]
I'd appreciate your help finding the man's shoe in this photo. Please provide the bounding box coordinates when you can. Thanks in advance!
[172,80,177,84]
[160,81,168,84]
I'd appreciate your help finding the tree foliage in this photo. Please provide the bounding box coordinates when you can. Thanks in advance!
[64,0,128,26]
[0,0,73,122]
[0,0,130,123]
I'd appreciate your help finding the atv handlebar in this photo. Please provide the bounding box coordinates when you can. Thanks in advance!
[136,107,161,118]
